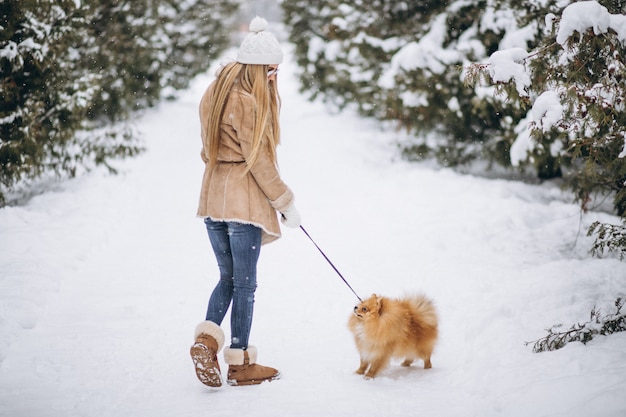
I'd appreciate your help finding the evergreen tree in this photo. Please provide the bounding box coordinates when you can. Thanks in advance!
[282,0,447,116]
[0,0,237,206]
[1,0,93,204]
[160,0,238,93]
[82,0,237,123]
[470,0,626,258]
[283,0,626,258]
[282,0,542,167]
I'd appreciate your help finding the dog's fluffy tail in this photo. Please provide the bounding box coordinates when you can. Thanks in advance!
[408,294,438,329]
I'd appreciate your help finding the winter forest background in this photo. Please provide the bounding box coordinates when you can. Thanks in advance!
[1,0,626,251]
[2,0,626,259]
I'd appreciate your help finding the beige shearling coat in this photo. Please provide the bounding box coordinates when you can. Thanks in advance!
[197,82,294,245]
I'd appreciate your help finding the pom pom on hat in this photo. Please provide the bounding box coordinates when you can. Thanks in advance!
[236,16,283,65]
[249,16,268,33]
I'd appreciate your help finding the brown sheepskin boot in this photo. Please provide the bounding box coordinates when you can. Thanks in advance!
[224,346,280,386]
[190,321,225,388]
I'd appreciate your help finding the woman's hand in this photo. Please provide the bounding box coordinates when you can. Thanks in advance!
[280,204,301,228]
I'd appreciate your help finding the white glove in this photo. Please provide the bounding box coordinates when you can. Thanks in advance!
[280,204,301,228]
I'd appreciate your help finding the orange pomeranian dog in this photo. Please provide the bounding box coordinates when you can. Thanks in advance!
[348,293,438,379]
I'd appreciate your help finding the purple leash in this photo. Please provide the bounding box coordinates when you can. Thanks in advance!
[299,225,362,302]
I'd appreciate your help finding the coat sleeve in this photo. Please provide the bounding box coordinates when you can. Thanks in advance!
[232,94,294,213]
[198,84,213,163]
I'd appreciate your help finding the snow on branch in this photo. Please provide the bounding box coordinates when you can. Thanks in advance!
[525,298,626,353]
[468,1,626,97]
[487,47,530,97]
[530,90,564,133]
[547,2,623,53]
[465,0,626,170]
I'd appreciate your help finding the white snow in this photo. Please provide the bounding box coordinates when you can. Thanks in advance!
[610,13,626,44]
[531,90,564,132]
[556,1,612,45]
[487,47,531,97]
[1,42,626,417]
[0,41,19,60]
[399,90,428,108]
[510,117,533,167]
[378,14,462,88]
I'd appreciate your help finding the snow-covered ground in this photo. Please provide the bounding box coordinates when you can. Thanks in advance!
[1,45,625,417]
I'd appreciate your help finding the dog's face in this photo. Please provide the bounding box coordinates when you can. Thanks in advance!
[352,294,383,320]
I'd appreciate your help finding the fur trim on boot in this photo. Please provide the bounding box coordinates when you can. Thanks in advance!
[194,320,225,351]
[224,346,280,386]
[190,321,225,388]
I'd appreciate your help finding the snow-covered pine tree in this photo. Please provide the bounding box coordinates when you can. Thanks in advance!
[469,0,626,258]
[158,0,238,95]
[0,0,237,206]
[377,0,545,168]
[81,0,162,123]
[1,0,94,205]
[282,0,551,167]
[284,0,626,258]
[283,0,445,116]
[82,0,238,123]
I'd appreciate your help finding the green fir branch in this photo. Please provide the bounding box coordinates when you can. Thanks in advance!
[526,298,626,353]
[588,221,626,260]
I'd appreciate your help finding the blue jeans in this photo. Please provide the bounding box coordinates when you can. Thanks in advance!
[203,218,262,349]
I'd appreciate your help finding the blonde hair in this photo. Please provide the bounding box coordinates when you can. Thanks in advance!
[205,61,281,171]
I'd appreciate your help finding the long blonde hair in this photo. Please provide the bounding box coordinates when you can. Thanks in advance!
[205,61,281,171]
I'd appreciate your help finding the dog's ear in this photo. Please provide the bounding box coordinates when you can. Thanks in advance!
[375,295,384,315]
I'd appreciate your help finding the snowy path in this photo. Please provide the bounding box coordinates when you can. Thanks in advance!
[1,47,625,417]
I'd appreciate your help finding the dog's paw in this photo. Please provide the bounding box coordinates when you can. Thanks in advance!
[364,371,378,379]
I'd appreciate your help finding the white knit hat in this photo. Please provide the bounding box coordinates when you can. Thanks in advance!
[236,17,284,65]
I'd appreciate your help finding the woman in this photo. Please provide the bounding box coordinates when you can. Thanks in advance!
[190,17,300,388]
